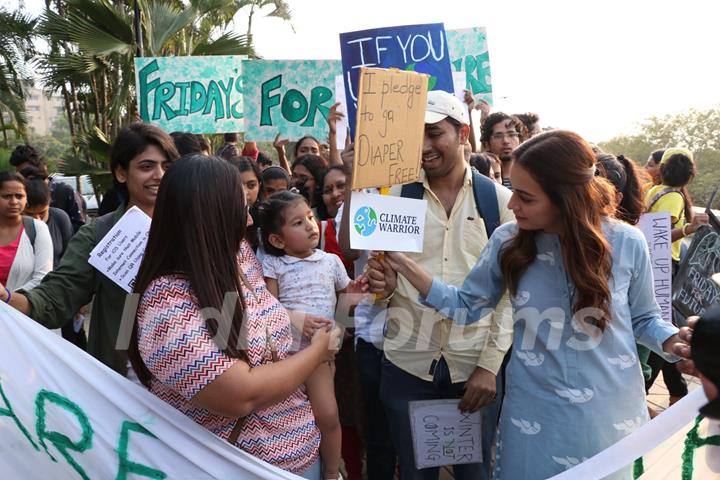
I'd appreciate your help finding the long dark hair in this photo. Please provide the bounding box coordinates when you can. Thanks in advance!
[228,155,264,251]
[228,155,264,205]
[596,153,646,225]
[291,154,326,207]
[660,153,696,223]
[500,130,615,330]
[128,155,248,387]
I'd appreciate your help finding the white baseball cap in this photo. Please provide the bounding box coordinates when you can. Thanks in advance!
[424,90,469,125]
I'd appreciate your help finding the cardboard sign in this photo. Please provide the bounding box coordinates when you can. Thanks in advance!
[135,56,245,134]
[409,399,482,470]
[349,191,426,252]
[446,28,493,105]
[88,207,150,293]
[340,23,453,136]
[637,212,673,322]
[672,225,720,318]
[243,59,342,141]
[352,67,427,189]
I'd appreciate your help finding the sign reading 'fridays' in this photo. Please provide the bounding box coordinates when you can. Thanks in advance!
[135,56,245,134]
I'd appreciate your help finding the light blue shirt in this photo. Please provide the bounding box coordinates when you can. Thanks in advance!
[424,220,678,479]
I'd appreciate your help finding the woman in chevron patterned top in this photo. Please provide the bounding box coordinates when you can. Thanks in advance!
[129,155,341,479]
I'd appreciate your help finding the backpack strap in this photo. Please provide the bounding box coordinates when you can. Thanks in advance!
[647,187,683,211]
[400,181,425,201]
[400,170,501,238]
[647,187,685,225]
[470,169,501,238]
[22,216,36,251]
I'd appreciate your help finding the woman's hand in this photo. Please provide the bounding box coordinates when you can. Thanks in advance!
[310,325,342,363]
[477,99,491,123]
[273,133,289,153]
[672,316,699,376]
[0,282,7,302]
[326,102,344,135]
[687,213,710,235]
[463,89,475,112]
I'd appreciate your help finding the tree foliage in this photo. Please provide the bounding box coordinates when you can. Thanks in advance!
[0,7,36,145]
[598,107,720,208]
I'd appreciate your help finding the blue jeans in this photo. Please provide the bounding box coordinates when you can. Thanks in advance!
[356,339,397,480]
[379,356,502,480]
[298,458,321,480]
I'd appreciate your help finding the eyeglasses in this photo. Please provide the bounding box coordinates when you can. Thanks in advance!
[490,131,520,141]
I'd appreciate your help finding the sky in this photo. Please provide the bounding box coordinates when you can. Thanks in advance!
[10,0,720,142]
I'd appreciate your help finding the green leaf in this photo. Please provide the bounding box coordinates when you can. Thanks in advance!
[143,1,195,57]
[191,32,254,56]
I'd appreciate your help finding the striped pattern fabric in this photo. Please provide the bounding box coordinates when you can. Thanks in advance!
[136,241,320,474]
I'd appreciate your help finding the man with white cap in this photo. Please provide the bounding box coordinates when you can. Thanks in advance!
[344,90,514,479]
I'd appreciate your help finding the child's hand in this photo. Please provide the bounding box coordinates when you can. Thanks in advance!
[310,326,342,362]
[302,314,332,341]
[346,276,369,295]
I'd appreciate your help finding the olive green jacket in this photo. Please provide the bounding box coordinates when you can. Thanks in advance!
[19,206,130,375]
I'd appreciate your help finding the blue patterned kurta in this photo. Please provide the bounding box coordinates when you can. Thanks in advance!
[423,220,679,479]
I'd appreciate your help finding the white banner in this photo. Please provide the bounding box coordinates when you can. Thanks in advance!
[349,191,427,252]
[548,388,707,479]
[0,302,302,479]
[637,212,673,322]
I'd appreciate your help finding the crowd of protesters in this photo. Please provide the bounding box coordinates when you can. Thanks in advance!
[0,87,717,480]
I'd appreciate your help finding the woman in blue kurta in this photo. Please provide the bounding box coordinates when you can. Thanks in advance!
[368,131,688,479]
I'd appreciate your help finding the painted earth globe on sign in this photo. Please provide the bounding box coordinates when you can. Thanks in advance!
[354,206,378,236]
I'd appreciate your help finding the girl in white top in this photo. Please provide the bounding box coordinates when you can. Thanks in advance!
[259,190,365,480]
[0,172,52,295]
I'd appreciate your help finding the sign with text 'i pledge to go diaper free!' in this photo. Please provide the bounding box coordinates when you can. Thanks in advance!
[243,59,343,141]
[340,23,454,136]
[135,55,244,134]
[349,191,427,252]
[352,67,427,189]
[446,27,493,105]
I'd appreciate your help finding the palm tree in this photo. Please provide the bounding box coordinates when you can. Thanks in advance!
[36,0,256,194]
[241,0,293,42]
[0,7,36,146]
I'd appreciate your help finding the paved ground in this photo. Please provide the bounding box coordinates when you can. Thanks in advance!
[434,373,702,480]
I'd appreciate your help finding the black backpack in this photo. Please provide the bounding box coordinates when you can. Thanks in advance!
[400,168,502,238]
[22,216,36,251]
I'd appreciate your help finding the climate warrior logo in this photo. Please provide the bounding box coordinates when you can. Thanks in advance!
[354,206,421,236]
[354,206,378,236]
